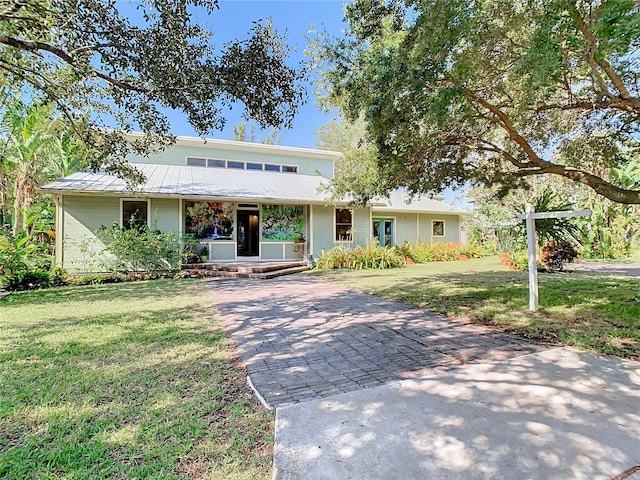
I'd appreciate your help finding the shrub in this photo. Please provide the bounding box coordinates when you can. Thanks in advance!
[504,249,529,271]
[96,223,182,272]
[1,269,50,291]
[400,242,485,263]
[541,241,578,272]
[316,243,405,270]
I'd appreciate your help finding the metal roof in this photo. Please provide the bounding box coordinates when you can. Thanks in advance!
[41,163,467,214]
[42,163,333,204]
[371,191,468,215]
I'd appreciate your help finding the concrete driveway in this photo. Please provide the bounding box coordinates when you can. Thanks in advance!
[274,348,640,480]
[208,275,640,480]
[566,261,640,277]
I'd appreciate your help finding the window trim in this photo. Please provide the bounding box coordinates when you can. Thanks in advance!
[335,208,353,242]
[432,219,446,238]
[120,198,150,230]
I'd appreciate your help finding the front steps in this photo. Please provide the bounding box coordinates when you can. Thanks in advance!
[182,261,311,279]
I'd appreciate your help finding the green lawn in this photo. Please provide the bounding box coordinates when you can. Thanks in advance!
[316,256,640,359]
[0,279,272,480]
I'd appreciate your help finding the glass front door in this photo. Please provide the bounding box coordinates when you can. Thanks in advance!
[237,210,259,256]
[372,218,394,246]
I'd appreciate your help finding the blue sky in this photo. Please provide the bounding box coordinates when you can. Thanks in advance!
[168,0,349,148]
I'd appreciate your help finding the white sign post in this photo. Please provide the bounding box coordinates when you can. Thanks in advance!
[517,205,591,312]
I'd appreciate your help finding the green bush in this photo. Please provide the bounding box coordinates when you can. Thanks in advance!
[1,269,51,291]
[316,243,405,270]
[541,241,578,272]
[505,249,529,271]
[96,223,182,272]
[400,241,485,263]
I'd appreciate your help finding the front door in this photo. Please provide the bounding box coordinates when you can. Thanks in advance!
[372,218,394,246]
[237,210,259,256]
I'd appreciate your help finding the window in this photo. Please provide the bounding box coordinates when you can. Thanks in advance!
[185,156,299,174]
[336,209,353,241]
[227,161,245,169]
[186,157,206,167]
[184,201,234,240]
[207,159,226,168]
[432,220,445,237]
[122,200,148,230]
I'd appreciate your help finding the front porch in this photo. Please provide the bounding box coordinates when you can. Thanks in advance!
[182,260,311,279]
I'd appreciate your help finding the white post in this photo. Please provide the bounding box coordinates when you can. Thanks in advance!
[525,203,538,311]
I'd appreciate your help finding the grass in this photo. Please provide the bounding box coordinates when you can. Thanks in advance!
[315,256,640,360]
[0,279,273,480]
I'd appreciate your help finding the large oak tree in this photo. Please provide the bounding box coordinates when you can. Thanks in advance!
[0,0,303,182]
[319,0,640,204]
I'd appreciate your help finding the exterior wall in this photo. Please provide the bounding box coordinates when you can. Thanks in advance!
[149,198,180,234]
[417,214,461,243]
[62,195,120,271]
[208,242,235,261]
[392,212,419,245]
[62,196,181,271]
[352,207,372,247]
[129,143,334,177]
[310,205,335,257]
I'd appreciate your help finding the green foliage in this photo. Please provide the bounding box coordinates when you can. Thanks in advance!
[0,101,86,236]
[317,0,640,204]
[232,122,282,144]
[1,1,302,183]
[517,190,582,245]
[316,243,405,270]
[1,268,50,291]
[400,242,485,263]
[0,280,273,478]
[541,241,578,272]
[0,229,52,281]
[96,223,182,272]
[503,248,529,272]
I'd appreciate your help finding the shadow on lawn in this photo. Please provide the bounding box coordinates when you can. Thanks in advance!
[338,269,640,358]
[0,286,272,479]
[0,278,200,307]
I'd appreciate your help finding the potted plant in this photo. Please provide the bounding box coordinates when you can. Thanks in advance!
[292,234,305,259]
[199,244,209,263]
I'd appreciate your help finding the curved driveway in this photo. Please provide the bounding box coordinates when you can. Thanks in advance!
[209,275,547,408]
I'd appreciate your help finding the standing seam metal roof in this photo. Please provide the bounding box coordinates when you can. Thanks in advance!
[41,163,468,214]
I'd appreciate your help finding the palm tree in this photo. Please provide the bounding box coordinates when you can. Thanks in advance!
[0,101,84,236]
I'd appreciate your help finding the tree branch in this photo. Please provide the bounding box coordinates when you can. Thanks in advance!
[567,0,633,101]
[462,87,640,204]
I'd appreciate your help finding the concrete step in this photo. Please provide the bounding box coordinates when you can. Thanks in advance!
[184,263,310,279]
[182,261,307,274]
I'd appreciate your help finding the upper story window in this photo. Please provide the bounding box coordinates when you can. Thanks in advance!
[335,208,353,241]
[186,157,206,167]
[185,156,298,174]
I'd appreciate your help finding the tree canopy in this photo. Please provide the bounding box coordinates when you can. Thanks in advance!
[318,0,640,204]
[0,0,303,181]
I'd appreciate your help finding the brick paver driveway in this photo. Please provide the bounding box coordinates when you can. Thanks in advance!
[210,275,548,408]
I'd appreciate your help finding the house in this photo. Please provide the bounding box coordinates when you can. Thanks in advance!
[41,135,468,270]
